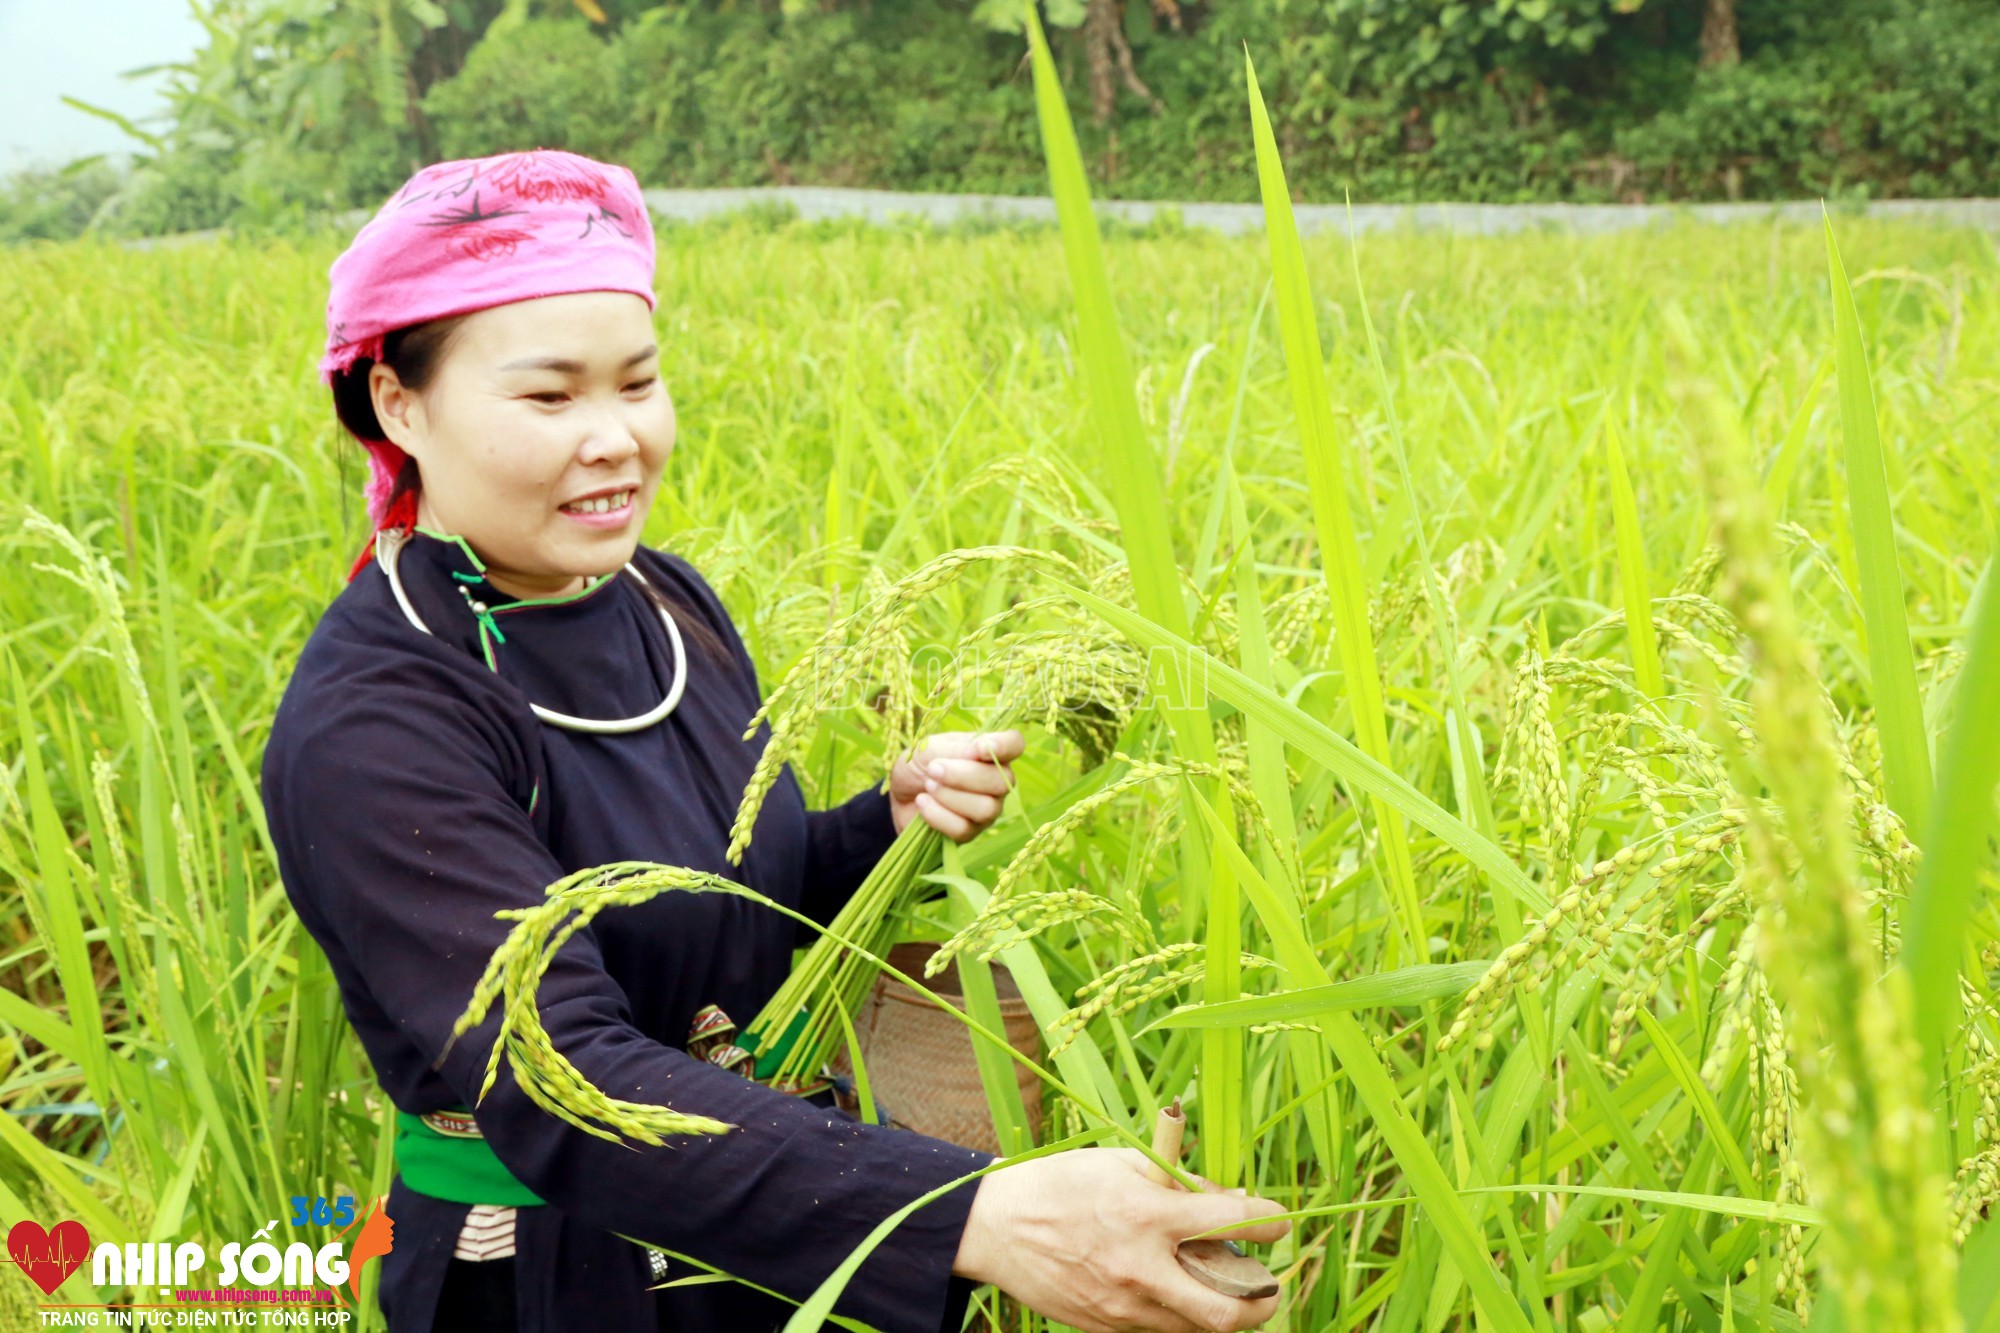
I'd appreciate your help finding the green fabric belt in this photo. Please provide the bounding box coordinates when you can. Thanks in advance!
[394,1107,546,1207]
[396,1009,822,1206]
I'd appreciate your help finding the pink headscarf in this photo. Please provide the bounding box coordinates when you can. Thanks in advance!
[319,148,658,577]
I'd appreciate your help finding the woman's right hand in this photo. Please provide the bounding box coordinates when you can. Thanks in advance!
[952,1147,1290,1333]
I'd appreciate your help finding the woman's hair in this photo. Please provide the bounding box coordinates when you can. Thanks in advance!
[630,563,728,666]
[330,315,727,664]
[332,315,469,522]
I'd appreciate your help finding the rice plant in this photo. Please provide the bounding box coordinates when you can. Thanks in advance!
[1,29,1997,1329]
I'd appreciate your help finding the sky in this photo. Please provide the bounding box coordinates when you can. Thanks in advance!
[0,0,206,172]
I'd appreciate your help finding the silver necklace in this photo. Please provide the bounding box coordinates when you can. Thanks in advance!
[376,527,687,735]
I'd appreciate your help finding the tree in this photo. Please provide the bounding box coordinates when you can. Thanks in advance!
[1700,0,1740,67]
[1082,0,1163,123]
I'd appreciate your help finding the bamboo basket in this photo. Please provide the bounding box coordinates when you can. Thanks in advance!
[828,941,1044,1154]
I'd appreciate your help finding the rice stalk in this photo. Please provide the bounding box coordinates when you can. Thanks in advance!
[1671,304,1959,1330]
[447,862,751,1144]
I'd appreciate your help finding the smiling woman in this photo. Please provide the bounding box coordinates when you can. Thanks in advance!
[327,299,726,668]
[260,148,1268,1333]
[272,149,1025,1332]
[358,293,673,601]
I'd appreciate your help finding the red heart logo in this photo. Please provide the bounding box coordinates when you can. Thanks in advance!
[8,1220,90,1296]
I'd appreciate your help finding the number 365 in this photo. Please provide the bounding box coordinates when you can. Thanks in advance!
[290,1195,356,1228]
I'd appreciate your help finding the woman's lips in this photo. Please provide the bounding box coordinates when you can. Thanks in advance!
[560,502,631,528]
[559,493,635,528]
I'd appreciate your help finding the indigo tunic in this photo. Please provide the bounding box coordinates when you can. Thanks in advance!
[260,528,995,1333]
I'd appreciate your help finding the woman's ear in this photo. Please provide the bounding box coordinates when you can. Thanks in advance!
[368,362,425,457]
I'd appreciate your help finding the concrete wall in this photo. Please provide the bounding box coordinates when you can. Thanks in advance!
[636,186,2000,238]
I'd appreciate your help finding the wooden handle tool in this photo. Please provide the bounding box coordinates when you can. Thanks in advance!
[1145,1099,1280,1301]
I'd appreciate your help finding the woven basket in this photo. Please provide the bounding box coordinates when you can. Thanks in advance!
[828,941,1044,1154]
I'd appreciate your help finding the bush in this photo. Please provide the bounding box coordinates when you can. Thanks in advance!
[1857,1,2000,197]
[0,159,125,242]
[422,18,629,164]
[1616,61,1841,200]
[424,5,1038,193]
[12,0,1999,241]
[1616,0,2000,201]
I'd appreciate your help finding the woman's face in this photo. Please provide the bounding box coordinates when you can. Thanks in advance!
[368,291,672,600]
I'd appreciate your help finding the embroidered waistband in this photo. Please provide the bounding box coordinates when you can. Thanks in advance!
[419,1108,485,1139]
[396,1002,831,1208]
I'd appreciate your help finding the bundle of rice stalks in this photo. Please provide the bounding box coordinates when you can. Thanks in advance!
[446,863,754,1143]
[449,543,1160,1123]
[726,546,1155,1095]
[725,545,1081,864]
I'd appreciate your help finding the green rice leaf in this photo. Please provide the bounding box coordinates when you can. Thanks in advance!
[1959,1214,2000,1332]
[826,990,879,1127]
[956,952,1037,1155]
[946,844,1037,1155]
[1023,5,1189,649]
[1825,213,1932,832]
[1605,418,1665,701]
[145,1120,210,1244]
[621,1243,873,1331]
[1631,1007,1760,1198]
[1763,358,1832,513]
[1244,51,1428,960]
[1901,559,2000,1083]
[1048,575,1544,912]
[1139,961,1491,1032]
[1023,2,1240,1183]
[1221,368,1342,1172]
[930,869,1127,1121]
[7,655,115,1125]
[1183,785,1533,1333]
[1460,1183,1822,1227]
[0,984,85,1065]
[0,1098,133,1247]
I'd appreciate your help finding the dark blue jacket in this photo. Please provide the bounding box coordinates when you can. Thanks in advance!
[260,528,992,1332]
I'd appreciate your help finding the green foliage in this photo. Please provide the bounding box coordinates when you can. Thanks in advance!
[971,0,1085,32]
[1862,4,2000,196]
[422,17,627,162]
[9,0,2000,240]
[1315,0,1623,94]
[3,207,1998,1328]
[640,9,889,186]
[0,159,124,242]
[60,0,500,235]
[1616,0,2000,200]
[420,8,1036,192]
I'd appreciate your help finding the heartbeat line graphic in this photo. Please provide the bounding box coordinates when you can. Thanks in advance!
[8,1219,90,1296]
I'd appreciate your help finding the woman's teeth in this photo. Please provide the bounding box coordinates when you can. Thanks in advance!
[561,490,631,514]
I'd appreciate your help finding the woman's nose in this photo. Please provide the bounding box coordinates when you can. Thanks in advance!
[577,406,641,465]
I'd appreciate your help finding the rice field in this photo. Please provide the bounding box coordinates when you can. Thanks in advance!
[4,42,2000,1332]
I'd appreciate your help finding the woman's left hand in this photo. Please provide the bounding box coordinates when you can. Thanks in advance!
[888,730,1025,842]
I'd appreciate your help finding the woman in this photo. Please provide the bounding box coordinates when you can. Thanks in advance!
[261,149,1286,1333]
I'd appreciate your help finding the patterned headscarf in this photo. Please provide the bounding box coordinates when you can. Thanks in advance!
[319,149,657,575]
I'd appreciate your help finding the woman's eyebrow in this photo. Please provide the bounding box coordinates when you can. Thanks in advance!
[497,344,659,374]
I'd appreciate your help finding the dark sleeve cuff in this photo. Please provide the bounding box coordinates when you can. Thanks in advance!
[827,1140,994,1333]
[940,1273,982,1333]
